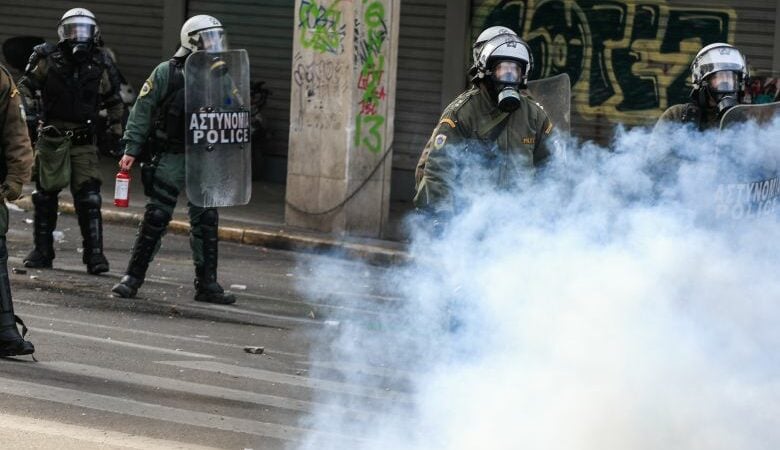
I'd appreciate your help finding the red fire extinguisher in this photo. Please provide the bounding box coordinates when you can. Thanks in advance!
[114,169,130,207]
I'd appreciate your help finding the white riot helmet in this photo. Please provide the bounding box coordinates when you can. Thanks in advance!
[690,43,748,115]
[472,26,517,64]
[174,15,228,57]
[58,8,99,44]
[477,35,533,112]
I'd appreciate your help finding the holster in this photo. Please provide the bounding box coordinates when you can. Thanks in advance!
[140,157,158,198]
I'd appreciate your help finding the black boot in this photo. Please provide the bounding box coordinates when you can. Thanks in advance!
[74,180,108,275]
[193,209,235,305]
[0,237,35,357]
[111,207,170,298]
[23,189,58,268]
[74,182,109,275]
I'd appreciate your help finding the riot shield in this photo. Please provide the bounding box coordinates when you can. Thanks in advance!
[720,101,780,129]
[526,73,571,135]
[715,101,780,221]
[185,49,251,207]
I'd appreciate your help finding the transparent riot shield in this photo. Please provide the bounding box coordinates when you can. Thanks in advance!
[526,73,571,135]
[185,49,251,207]
[720,101,780,129]
[714,101,780,221]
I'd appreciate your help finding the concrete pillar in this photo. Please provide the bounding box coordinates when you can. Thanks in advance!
[285,0,400,238]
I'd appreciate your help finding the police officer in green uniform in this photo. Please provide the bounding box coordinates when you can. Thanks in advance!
[414,34,553,220]
[654,43,748,131]
[111,15,235,304]
[416,26,518,186]
[18,8,124,274]
[0,64,36,357]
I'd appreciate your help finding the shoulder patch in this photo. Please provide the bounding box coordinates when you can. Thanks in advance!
[545,121,553,134]
[433,134,447,150]
[440,118,456,129]
[139,79,153,97]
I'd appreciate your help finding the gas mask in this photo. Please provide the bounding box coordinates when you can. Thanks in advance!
[703,70,741,117]
[60,22,96,63]
[491,60,525,112]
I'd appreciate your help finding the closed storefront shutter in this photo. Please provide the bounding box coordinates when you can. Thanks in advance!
[188,0,294,182]
[470,0,777,143]
[0,0,163,90]
[392,0,448,198]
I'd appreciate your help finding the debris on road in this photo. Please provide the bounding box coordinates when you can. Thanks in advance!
[12,268,27,275]
[244,346,264,355]
[229,284,247,291]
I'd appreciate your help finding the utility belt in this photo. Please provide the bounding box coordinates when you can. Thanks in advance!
[41,125,95,145]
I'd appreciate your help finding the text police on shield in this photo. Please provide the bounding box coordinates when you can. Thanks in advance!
[189,111,251,145]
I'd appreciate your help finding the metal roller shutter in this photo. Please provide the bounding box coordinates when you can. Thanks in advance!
[188,0,294,182]
[0,0,163,90]
[390,0,448,201]
[470,0,777,143]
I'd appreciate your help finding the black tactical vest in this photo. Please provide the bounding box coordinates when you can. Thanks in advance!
[157,58,186,145]
[40,46,104,124]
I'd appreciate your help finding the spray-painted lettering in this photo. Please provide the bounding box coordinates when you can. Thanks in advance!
[474,0,736,124]
[299,0,347,55]
[355,0,389,153]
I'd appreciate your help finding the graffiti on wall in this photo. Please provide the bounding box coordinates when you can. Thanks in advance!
[474,0,736,124]
[291,51,350,130]
[354,0,389,153]
[299,0,347,55]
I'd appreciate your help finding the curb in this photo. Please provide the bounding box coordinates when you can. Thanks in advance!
[12,197,410,266]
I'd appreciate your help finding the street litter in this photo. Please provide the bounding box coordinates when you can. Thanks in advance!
[230,284,247,291]
[244,346,264,354]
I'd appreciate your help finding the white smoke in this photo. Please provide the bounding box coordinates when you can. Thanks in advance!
[295,119,780,450]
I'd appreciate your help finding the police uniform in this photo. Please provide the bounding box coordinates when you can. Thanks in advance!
[655,103,720,131]
[112,58,235,304]
[414,85,553,216]
[0,64,35,356]
[18,42,124,273]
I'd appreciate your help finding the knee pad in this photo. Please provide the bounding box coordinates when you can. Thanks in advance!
[75,191,102,210]
[200,208,219,228]
[32,189,59,207]
[144,207,172,228]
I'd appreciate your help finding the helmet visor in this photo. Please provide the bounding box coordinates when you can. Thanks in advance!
[492,61,523,84]
[198,28,228,52]
[60,23,96,42]
[707,70,739,93]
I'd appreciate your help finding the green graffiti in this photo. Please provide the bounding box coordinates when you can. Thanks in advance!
[299,0,346,54]
[355,0,389,153]
[475,0,736,124]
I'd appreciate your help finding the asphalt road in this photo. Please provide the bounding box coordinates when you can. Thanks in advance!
[0,205,406,449]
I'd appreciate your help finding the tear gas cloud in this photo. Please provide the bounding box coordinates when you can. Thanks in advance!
[295,120,780,450]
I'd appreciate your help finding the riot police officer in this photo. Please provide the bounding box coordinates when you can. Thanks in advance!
[655,43,748,131]
[111,15,236,304]
[414,34,554,219]
[17,8,124,274]
[417,26,519,185]
[0,64,35,357]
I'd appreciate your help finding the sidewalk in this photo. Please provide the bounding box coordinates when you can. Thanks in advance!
[16,157,413,265]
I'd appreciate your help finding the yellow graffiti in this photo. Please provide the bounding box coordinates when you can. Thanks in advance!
[476,0,737,125]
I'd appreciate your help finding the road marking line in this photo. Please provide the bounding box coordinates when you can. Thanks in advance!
[41,361,350,415]
[34,329,214,359]
[0,377,359,444]
[22,313,306,358]
[0,412,220,450]
[160,360,411,402]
